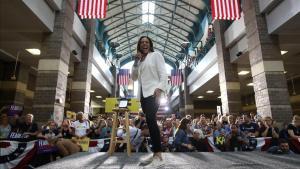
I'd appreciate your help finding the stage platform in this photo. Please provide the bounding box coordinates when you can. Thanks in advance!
[38,152,300,169]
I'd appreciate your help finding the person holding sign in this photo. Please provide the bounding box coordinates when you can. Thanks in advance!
[132,36,168,167]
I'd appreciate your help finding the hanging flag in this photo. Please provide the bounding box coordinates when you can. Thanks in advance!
[118,69,130,86]
[211,0,241,20]
[77,0,108,19]
[170,69,182,86]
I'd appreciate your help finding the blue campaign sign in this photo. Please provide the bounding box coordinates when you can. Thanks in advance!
[7,105,23,116]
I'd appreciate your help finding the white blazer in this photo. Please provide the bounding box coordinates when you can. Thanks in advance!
[131,51,168,99]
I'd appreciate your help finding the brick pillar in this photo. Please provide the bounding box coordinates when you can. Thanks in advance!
[214,20,242,116]
[243,0,292,123]
[70,20,96,114]
[33,0,74,124]
[183,67,194,117]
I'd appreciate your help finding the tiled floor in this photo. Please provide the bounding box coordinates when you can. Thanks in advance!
[38,152,300,169]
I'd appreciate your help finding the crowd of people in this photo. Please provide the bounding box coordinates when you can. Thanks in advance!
[1,109,300,157]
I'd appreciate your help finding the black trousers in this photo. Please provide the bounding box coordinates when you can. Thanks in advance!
[141,95,162,152]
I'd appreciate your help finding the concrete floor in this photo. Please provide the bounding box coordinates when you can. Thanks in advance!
[38,152,300,169]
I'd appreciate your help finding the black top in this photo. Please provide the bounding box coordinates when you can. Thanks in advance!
[20,122,38,133]
[61,128,73,139]
[287,124,300,137]
[259,127,279,137]
[190,137,207,152]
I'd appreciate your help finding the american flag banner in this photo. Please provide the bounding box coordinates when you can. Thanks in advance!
[118,69,130,86]
[211,0,241,20]
[77,0,108,19]
[170,69,182,86]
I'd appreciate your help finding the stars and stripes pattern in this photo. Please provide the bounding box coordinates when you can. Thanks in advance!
[170,69,182,86]
[118,69,130,86]
[211,0,241,20]
[77,0,108,19]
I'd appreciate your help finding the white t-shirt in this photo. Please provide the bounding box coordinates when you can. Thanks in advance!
[117,126,142,150]
[71,120,90,137]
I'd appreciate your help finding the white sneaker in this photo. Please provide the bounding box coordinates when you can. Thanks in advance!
[144,156,164,168]
[139,155,153,166]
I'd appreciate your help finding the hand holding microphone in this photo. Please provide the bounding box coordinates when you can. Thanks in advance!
[134,51,143,66]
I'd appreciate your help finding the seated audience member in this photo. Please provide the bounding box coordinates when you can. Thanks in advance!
[56,120,81,157]
[162,118,173,138]
[213,122,226,151]
[190,129,207,152]
[267,139,294,154]
[260,116,279,146]
[239,114,259,137]
[71,112,90,139]
[105,117,113,138]
[134,112,146,129]
[287,115,300,140]
[161,134,173,152]
[117,120,148,152]
[226,124,247,151]
[95,119,109,139]
[174,118,194,152]
[61,119,73,139]
[39,120,60,141]
[0,113,11,139]
[21,114,39,140]
[286,115,300,153]
[227,115,235,125]
[279,123,289,139]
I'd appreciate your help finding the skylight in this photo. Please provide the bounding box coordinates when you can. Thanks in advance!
[142,1,155,24]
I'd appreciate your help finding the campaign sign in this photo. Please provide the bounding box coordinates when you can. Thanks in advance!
[7,105,23,116]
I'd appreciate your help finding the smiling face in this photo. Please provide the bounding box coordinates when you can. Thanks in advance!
[139,37,150,54]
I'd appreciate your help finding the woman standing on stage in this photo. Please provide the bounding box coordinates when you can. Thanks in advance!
[132,36,168,167]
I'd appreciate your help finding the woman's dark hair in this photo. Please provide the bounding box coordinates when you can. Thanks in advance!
[137,36,154,53]
[178,118,190,131]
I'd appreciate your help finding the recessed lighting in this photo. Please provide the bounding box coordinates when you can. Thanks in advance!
[95,96,102,99]
[281,50,288,55]
[197,96,204,98]
[26,48,41,55]
[206,90,214,94]
[238,71,249,75]
[247,83,254,86]
[90,90,95,93]
[284,71,287,74]
[217,96,221,99]
[164,107,169,111]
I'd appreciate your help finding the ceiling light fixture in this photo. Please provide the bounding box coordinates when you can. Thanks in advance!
[217,96,221,99]
[95,96,102,99]
[238,71,250,75]
[206,90,214,94]
[26,48,41,55]
[247,83,254,86]
[280,50,288,55]
[197,96,204,99]
[90,90,95,93]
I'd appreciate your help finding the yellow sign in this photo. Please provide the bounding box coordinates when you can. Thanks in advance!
[105,98,118,113]
[216,136,225,145]
[128,98,140,113]
[74,137,90,152]
[66,111,76,121]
